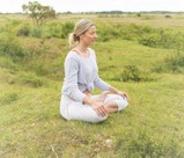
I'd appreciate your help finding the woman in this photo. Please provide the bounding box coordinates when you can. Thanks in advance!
[60,19,128,123]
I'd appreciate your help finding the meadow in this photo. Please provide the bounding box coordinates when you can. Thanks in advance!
[0,13,184,157]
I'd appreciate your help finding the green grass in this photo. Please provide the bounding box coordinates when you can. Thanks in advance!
[0,13,184,157]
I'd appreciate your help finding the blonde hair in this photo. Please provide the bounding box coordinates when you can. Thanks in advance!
[68,19,95,48]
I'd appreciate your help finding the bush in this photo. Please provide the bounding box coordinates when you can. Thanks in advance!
[61,22,74,38]
[116,131,183,158]
[18,72,45,88]
[138,29,184,49]
[42,22,74,39]
[97,23,184,50]
[153,52,184,73]
[120,65,142,82]
[139,33,161,47]
[0,35,26,61]
[43,23,63,38]
[97,24,121,42]
[115,65,154,82]
[31,27,42,38]
[16,25,30,37]
[165,15,172,18]
[0,93,19,105]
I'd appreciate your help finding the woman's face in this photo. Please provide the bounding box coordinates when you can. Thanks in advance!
[80,26,97,45]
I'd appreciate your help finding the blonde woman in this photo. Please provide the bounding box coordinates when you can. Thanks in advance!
[60,19,128,123]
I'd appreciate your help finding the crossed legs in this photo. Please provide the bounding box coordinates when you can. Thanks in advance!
[92,91,128,114]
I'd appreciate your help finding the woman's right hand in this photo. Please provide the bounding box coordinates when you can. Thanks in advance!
[83,95,108,117]
[92,101,108,117]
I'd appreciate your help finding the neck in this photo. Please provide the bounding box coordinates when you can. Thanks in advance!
[77,42,88,53]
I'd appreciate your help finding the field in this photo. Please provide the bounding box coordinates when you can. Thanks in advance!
[0,13,184,157]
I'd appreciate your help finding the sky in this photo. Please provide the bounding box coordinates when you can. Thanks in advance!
[0,0,184,13]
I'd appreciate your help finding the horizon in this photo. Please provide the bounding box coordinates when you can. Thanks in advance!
[0,0,184,13]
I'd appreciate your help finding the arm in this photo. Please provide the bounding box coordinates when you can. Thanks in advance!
[92,50,111,91]
[108,85,128,99]
[94,75,111,91]
[63,56,86,102]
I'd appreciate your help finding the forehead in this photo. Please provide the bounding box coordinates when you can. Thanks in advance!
[87,25,96,32]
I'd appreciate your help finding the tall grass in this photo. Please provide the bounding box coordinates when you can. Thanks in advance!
[1,14,184,157]
[153,51,184,73]
[116,130,183,158]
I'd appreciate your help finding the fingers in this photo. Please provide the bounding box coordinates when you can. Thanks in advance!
[95,105,108,117]
[123,93,128,99]
[118,91,128,100]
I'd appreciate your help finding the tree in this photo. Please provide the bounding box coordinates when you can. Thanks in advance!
[22,1,56,25]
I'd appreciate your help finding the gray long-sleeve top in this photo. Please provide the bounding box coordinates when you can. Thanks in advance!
[62,48,110,102]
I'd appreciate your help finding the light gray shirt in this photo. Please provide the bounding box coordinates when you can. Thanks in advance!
[62,48,110,102]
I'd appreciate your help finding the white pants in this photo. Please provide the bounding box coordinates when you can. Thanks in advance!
[60,92,128,123]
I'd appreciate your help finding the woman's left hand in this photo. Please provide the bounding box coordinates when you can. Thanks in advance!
[117,91,128,100]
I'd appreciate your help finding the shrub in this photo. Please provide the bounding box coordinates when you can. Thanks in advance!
[138,33,161,47]
[165,15,172,18]
[16,25,30,37]
[43,23,63,38]
[120,65,142,82]
[18,72,45,88]
[61,22,74,38]
[137,13,141,17]
[116,131,183,158]
[0,93,19,105]
[153,52,184,73]
[0,35,26,61]
[42,22,74,39]
[138,29,184,49]
[115,65,154,82]
[31,27,42,38]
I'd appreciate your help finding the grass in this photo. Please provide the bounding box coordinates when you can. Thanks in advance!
[0,13,184,157]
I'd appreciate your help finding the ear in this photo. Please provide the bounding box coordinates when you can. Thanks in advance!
[80,34,85,40]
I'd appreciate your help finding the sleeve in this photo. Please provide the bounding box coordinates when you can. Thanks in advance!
[63,56,86,102]
[94,75,110,91]
[91,49,111,91]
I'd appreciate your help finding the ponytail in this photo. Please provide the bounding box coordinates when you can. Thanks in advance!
[68,32,79,48]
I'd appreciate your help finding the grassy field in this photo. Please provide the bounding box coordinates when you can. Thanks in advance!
[0,13,184,157]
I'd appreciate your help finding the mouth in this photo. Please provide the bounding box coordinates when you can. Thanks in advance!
[92,38,97,42]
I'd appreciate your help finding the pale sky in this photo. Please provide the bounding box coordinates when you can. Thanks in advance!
[0,0,184,13]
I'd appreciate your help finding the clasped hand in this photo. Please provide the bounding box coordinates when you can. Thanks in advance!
[92,101,108,117]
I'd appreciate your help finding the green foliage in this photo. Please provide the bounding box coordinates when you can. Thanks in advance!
[116,131,183,158]
[139,33,161,48]
[165,15,172,18]
[137,13,141,17]
[16,25,30,37]
[44,22,63,38]
[1,14,184,157]
[31,26,42,38]
[114,65,154,82]
[15,21,74,39]
[0,93,19,105]
[22,1,56,25]
[139,29,184,50]
[97,23,184,50]
[0,35,26,62]
[18,72,45,88]
[0,56,20,71]
[96,24,155,42]
[153,52,184,73]
[43,22,74,38]
[60,22,74,38]
[121,65,142,82]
